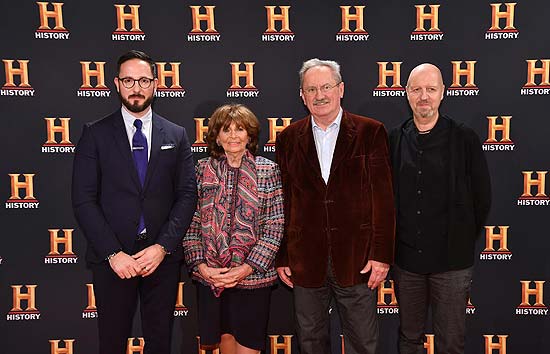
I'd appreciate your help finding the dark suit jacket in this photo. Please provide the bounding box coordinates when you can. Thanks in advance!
[275,111,395,287]
[72,110,197,264]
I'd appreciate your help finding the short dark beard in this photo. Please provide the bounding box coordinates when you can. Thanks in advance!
[118,92,153,113]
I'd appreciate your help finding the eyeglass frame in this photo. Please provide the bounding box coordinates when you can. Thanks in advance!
[301,81,342,96]
[117,76,156,89]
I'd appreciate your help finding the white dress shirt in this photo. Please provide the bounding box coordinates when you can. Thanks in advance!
[311,108,343,184]
[120,106,152,160]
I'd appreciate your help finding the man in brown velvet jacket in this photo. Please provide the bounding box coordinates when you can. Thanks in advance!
[275,58,395,354]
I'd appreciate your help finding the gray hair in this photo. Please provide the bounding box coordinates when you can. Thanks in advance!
[299,58,342,87]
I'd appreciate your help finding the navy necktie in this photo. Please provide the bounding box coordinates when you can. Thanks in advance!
[132,119,148,234]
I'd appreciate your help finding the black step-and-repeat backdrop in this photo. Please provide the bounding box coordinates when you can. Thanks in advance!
[1,1,549,353]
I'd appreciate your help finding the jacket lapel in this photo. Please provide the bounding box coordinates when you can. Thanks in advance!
[296,116,323,183]
[112,112,142,190]
[329,111,356,177]
[143,113,164,192]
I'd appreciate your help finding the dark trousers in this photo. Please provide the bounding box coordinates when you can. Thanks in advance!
[392,264,473,354]
[91,241,181,354]
[293,262,378,354]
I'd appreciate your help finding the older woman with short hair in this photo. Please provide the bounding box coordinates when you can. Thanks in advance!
[183,103,284,354]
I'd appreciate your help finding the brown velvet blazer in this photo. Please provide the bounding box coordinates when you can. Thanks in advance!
[275,111,395,288]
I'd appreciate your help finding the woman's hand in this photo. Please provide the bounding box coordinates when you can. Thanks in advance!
[210,264,254,288]
[197,263,231,288]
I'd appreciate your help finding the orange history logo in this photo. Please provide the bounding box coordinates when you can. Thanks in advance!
[480,226,512,261]
[486,3,518,40]
[336,6,369,41]
[127,338,145,354]
[484,335,508,354]
[410,5,443,41]
[155,62,186,98]
[263,6,294,41]
[446,61,479,97]
[424,334,435,354]
[518,171,549,206]
[191,118,208,153]
[377,280,399,315]
[6,174,39,209]
[188,6,220,42]
[45,229,78,264]
[82,283,97,319]
[7,285,40,320]
[483,116,514,151]
[77,61,111,98]
[1,59,35,96]
[43,117,75,153]
[174,282,188,317]
[264,117,292,152]
[373,62,406,97]
[227,62,259,98]
[36,2,69,40]
[516,281,547,315]
[521,59,550,95]
[49,339,75,354]
[112,4,145,41]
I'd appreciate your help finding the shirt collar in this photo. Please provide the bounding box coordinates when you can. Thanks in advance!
[121,105,153,127]
[311,107,343,131]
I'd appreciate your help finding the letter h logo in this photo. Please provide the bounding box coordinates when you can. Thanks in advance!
[8,174,36,200]
[521,171,547,198]
[37,2,66,30]
[525,59,550,87]
[339,6,366,33]
[127,338,145,354]
[80,61,107,89]
[156,62,182,89]
[48,229,75,256]
[114,4,141,32]
[489,3,517,31]
[414,5,440,32]
[3,60,31,88]
[519,281,545,307]
[190,6,217,33]
[267,118,292,144]
[377,62,403,89]
[265,6,291,33]
[49,339,75,354]
[486,116,512,143]
[484,226,510,252]
[45,118,72,144]
[484,335,508,354]
[377,280,398,306]
[229,62,256,89]
[11,285,38,312]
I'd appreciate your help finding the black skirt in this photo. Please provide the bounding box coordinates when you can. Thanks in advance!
[196,282,272,351]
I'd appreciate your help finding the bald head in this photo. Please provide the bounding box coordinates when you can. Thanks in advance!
[406,63,445,127]
[406,63,444,88]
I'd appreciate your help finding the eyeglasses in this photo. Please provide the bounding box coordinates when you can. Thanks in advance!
[301,81,342,96]
[117,77,154,89]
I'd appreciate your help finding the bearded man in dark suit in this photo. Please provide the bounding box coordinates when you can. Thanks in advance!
[72,50,197,354]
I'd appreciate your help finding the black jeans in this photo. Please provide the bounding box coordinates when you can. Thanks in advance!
[392,264,473,354]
